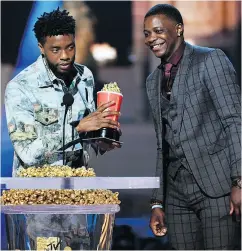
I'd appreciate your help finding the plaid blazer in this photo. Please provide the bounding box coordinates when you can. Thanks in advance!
[146,42,241,202]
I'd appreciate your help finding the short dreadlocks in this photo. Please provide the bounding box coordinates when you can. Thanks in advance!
[33,7,76,45]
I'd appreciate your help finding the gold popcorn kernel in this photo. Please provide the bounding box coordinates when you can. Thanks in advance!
[2,166,120,206]
[101,82,121,93]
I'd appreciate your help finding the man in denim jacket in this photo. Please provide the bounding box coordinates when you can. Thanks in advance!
[5,8,120,176]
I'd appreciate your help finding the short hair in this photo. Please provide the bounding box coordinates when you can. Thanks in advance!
[33,7,76,45]
[144,4,183,25]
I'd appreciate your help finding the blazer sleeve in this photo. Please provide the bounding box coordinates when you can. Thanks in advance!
[146,78,164,202]
[204,49,241,179]
[151,114,164,202]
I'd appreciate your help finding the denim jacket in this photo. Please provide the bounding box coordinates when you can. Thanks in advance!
[5,55,96,175]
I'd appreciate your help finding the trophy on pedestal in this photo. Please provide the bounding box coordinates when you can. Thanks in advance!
[0,82,160,250]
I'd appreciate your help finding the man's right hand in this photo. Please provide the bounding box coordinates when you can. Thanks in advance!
[76,101,120,133]
[150,208,167,236]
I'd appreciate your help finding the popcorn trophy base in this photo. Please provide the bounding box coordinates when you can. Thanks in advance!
[2,204,118,250]
[1,177,159,250]
[83,127,122,145]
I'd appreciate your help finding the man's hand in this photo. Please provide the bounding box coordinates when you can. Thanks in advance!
[230,186,241,222]
[150,208,167,236]
[76,101,120,133]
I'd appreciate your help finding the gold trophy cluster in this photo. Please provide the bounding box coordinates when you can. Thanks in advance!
[1,165,120,206]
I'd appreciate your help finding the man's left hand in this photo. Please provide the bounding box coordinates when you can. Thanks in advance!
[230,186,241,221]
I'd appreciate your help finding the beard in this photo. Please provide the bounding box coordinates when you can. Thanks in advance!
[43,55,75,81]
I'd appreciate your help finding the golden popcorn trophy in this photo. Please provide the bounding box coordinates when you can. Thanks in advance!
[83,82,123,145]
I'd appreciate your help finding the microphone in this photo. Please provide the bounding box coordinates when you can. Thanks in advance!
[61,93,74,107]
[61,93,74,165]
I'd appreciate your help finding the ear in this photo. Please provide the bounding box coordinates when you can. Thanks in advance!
[176,23,184,37]
[38,43,45,56]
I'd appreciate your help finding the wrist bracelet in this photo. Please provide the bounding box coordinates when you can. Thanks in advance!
[151,204,163,210]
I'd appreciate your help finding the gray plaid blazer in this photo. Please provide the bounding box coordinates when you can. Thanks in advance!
[146,42,241,202]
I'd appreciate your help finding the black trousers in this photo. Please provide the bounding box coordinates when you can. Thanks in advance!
[165,166,241,250]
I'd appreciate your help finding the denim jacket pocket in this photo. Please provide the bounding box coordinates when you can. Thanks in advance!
[34,107,59,126]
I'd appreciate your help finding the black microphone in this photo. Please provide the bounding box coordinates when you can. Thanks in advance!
[61,93,74,165]
[61,93,74,107]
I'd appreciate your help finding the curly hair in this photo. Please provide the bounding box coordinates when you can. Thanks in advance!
[145,4,183,25]
[33,7,76,45]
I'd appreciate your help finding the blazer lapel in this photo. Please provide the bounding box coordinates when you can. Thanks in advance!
[147,68,162,114]
[170,42,194,133]
[147,68,163,146]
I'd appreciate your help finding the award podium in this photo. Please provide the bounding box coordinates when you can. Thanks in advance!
[1,176,159,250]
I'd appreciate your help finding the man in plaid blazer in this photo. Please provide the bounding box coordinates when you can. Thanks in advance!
[144,4,241,250]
